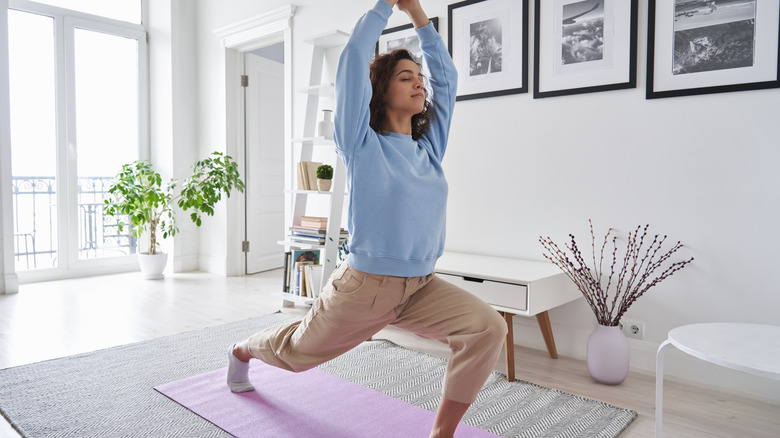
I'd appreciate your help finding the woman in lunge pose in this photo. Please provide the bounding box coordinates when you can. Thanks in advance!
[227,1,507,436]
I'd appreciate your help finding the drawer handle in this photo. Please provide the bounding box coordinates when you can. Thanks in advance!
[462,276,484,283]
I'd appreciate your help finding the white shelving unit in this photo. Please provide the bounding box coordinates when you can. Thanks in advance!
[278,30,349,307]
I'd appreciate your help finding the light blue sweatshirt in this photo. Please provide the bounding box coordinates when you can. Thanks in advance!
[334,0,457,277]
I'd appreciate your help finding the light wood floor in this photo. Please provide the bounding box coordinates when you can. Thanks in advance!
[1,270,778,437]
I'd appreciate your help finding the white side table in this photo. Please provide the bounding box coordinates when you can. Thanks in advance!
[655,323,780,437]
[435,251,582,381]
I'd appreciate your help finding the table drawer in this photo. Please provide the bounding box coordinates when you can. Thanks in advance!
[437,273,528,311]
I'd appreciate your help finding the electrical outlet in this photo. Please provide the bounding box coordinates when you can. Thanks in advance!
[620,318,645,339]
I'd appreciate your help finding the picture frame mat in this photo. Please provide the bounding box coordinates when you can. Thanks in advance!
[536,0,635,93]
[449,0,527,99]
[649,0,780,93]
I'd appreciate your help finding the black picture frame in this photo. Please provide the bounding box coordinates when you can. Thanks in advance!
[376,17,439,60]
[534,0,638,99]
[448,0,529,101]
[647,0,780,99]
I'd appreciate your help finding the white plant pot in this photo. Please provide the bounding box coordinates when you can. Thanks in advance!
[138,252,168,280]
[317,179,332,191]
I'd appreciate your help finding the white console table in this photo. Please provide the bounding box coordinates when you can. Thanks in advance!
[435,251,582,381]
[655,323,780,437]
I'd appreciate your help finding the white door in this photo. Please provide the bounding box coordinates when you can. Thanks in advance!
[244,51,285,274]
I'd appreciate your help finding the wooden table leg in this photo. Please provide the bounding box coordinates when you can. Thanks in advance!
[501,311,515,381]
[536,311,558,359]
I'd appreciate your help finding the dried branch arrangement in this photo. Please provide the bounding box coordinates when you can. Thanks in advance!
[539,220,694,326]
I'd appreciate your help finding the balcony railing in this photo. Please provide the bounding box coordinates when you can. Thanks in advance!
[12,176,137,271]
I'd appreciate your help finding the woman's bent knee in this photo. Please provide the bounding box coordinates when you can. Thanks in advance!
[487,310,509,342]
[468,307,508,347]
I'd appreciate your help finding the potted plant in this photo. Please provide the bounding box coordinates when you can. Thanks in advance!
[539,220,693,384]
[316,164,333,191]
[104,151,245,279]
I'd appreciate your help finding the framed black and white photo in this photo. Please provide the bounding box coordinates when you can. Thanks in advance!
[534,0,638,98]
[376,17,440,62]
[647,0,780,99]
[448,0,529,101]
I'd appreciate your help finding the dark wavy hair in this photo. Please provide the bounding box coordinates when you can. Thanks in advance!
[369,49,434,140]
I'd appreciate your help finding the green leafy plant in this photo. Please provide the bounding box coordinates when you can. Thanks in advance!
[104,152,245,255]
[316,164,333,180]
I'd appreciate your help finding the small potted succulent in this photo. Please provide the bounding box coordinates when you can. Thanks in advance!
[316,164,333,192]
[104,151,245,279]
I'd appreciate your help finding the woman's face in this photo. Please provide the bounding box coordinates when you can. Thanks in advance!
[384,59,426,118]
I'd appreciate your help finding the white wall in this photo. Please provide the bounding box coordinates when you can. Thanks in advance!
[148,0,200,272]
[0,0,19,294]
[194,0,780,402]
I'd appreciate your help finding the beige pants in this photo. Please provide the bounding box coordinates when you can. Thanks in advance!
[247,262,508,404]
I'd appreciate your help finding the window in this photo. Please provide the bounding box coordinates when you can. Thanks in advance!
[19,0,141,24]
[8,1,148,278]
[8,10,58,270]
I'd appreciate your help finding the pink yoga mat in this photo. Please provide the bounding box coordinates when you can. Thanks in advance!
[155,361,499,438]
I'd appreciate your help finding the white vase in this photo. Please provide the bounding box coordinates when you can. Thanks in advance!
[586,323,630,385]
[318,109,334,140]
[138,252,168,280]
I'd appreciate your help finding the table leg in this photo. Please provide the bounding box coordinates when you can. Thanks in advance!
[501,312,515,381]
[535,311,558,359]
[655,339,674,438]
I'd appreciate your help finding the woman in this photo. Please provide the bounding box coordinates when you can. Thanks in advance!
[228,1,507,436]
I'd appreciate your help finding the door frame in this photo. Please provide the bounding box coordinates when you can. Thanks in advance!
[214,5,295,277]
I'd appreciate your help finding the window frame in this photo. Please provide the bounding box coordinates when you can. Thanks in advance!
[9,0,149,282]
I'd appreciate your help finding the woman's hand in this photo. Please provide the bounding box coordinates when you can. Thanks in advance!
[384,0,399,7]
[396,0,429,29]
[396,0,421,13]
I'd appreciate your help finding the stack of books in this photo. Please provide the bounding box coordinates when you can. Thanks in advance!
[287,216,346,246]
[300,216,328,229]
[288,226,349,246]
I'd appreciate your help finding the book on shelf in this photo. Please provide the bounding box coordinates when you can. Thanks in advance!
[296,162,305,191]
[289,235,326,245]
[287,227,348,246]
[303,264,313,297]
[304,264,324,298]
[300,216,327,223]
[289,226,348,238]
[283,251,291,293]
[297,161,323,191]
[295,261,314,297]
[299,216,328,230]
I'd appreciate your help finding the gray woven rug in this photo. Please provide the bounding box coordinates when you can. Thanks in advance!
[0,312,636,437]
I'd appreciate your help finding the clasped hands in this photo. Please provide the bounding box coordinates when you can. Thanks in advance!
[385,0,422,13]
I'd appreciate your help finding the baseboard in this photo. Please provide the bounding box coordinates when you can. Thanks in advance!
[509,318,780,404]
[172,254,199,273]
[198,254,227,275]
[1,272,18,294]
